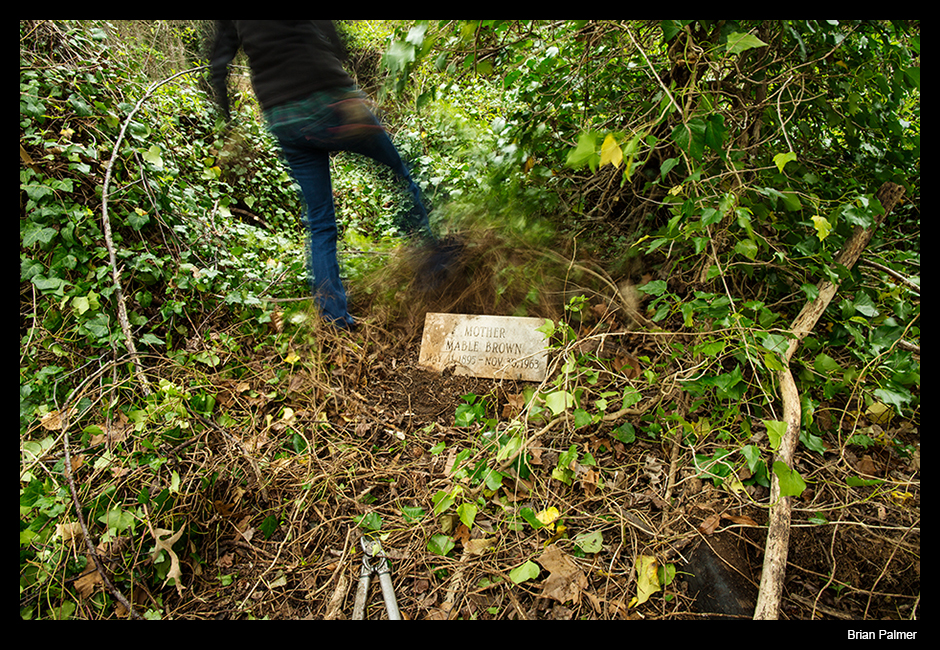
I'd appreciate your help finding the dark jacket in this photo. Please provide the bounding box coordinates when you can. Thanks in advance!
[210,20,354,118]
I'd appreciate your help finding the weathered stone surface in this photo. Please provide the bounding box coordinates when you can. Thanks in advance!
[418,312,550,381]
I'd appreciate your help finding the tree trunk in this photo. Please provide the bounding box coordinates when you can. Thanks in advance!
[753,182,905,620]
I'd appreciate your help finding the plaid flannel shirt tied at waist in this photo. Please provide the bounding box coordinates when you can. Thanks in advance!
[264,87,383,141]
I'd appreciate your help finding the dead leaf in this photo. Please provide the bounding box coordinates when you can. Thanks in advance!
[722,513,758,527]
[287,374,305,394]
[444,447,458,475]
[150,524,186,595]
[453,523,471,546]
[90,412,132,446]
[857,454,878,478]
[643,454,666,486]
[537,545,588,604]
[698,512,722,535]
[590,302,608,319]
[528,442,544,466]
[502,392,526,419]
[235,514,254,542]
[615,352,642,379]
[40,408,75,431]
[581,468,598,497]
[465,537,495,556]
[57,522,84,542]
[74,558,102,599]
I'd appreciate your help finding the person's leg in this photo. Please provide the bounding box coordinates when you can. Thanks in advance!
[327,95,435,241]
[348,131,434,241]
[277,140,355,328]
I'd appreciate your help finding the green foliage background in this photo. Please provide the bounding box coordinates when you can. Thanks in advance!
[20,20,918,620]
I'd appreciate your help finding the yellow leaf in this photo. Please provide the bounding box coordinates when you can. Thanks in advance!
[811,215,832,241]
[285,349,300,364]
[599,134,623,169]
[890,490,913,506]
[865,401,893,426]
[631,554,660,607]
[536,506,561,529]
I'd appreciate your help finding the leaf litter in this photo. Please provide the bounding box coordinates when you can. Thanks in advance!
[48,232,920,620]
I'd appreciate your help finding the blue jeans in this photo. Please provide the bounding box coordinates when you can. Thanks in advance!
[265,87,433,327]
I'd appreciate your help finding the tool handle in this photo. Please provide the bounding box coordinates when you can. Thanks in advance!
[377,569,401,620]
[352,566,371,620]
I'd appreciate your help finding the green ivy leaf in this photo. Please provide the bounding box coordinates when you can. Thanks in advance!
[573,408,594,428]
[704,114,726,152]
[773,151,797,173]
[726,32,769,55]
[734,238,759,259]
[764,419,788,451]
[260,514,281,538]
[128,207,149,230]
[636,280,667,296]
[496,435,523,464]
[671,118,707,161]
[873,385,912,412]
[519,506,543,529]
[456,502,478,530]
[139,333,165,347]
[428,533,455,556]
[847,475,883,487]
[98,507,134,533]
[659,157,679,179]
[143,144,164,170]
[760,333,790,356]
[509,560,540,584]
[773,460,807,497]
[611,422,635,444]
[566,131,599,171]
[22,222,57,248]
[401,505,426,523]
[353,511,382,532]
[544,390,574,416]
[574,530,604,554]
[536,318,555,339]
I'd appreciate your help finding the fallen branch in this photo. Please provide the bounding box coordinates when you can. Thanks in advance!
[59,409,142,619]
[100,65,208,396]
[753,181,905,620]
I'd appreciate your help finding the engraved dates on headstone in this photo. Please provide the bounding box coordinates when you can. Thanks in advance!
[418,312,550,381]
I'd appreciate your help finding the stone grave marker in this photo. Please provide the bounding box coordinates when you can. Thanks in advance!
[418,312,550,382]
